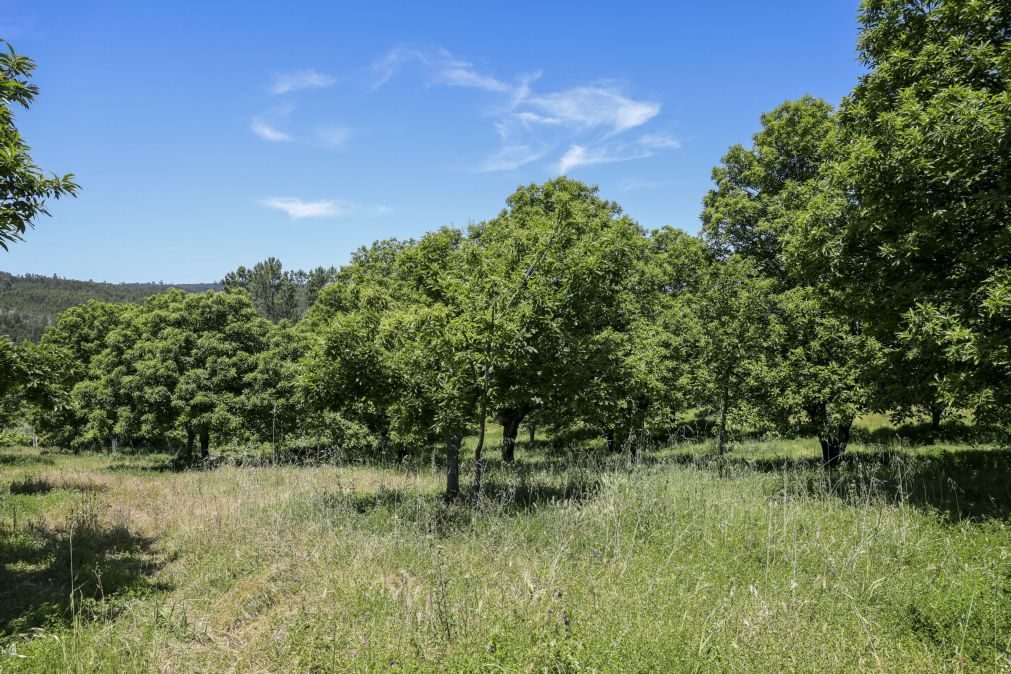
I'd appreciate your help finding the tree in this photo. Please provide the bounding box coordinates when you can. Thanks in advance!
[632,227,711,446]
[301,228,477,496]
[691,256,779,456]
[223,258,300,322]
[808,0,1011,435]
[702,96,837,280]
[0,41,78,249]
[702,96,879,463]
[301,178,660,495]
[0,338,68,427]
[767,288,880,466]
[471,179,654,463]
[224,258,339,322]
[31,301,132,447]
[171,291,271,460]
[242,323,310,458]
[39,290,271,456]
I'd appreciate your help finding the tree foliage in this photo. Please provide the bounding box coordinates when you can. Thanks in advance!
[0,41,78,249]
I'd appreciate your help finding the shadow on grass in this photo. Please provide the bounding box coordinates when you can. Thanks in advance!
[718,447,1011,522]
[851,418,991,446]
[105,457,181,473]
[0,452,56,468]
[0,513,166,636]
[8,476,107,496]
[476,463,603,512]
[512,425,1011,522]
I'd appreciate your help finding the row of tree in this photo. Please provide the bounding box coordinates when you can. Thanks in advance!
[1,1,1008,501]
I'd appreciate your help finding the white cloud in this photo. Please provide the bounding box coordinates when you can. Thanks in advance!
[250,118,291,142]
[371,47,421,88]
[526,87,660,135]
[437,63,511,92]
[481,144,550,172]
[260,197,349,219]
[316,126,351,148]
[638,133,681,150]
[557,144,652,174]
[270,69,335,95]
[619,178,678,193]
[372,46,511,92]
[371,45,676,174]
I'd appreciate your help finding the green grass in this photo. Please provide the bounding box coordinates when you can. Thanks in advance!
[1,436,1009,672]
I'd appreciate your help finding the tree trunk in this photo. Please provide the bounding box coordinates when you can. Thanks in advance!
[180,427,195,464]
[528,423,536,449]
[396,446,407,464]
[819,421,851,468]
[474,419,486,496]
[930,405,944,433]
[199,428,210,459]
[499,407,527,464]
[717,380,730,457]
[604,428,615,453]
[445,431,463,501]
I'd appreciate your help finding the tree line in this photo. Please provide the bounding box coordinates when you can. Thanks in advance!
[1,0,1008,500]
[0,273,222,343]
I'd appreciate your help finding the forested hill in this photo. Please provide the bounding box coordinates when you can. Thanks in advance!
[0,272,221,342]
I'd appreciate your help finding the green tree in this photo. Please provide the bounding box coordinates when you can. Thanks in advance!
[223,257,300,322]
[806,0,1011,434]
[171,291,271,460]
[242,323,310,458]
[471,179,656,462]
[702,97,879,462]
[224,258,338,322]
[768,288,881,465]
[691,256,779,456]
[50,290,270,456]
[0,41,78,249]
[31,301,131,446]
[301,229,475,495]
[0,338,68,427]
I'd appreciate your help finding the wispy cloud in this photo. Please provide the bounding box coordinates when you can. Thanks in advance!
[316,126,351,149]
[371,46,676,173]
[526,87,659,135]
[618,177,679,193]
[557,144,653,173]
[260,197,349,219]
[372,47,512,92]
[250,118,291,142]
[638,133,681,150]
[270,69,335,95]
[260,197,392,219]
[556,132,682,174]
[250,104,297,143]
[480,143,550,172]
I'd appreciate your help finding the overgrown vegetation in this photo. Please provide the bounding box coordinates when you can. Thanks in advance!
[0,435,1008,671]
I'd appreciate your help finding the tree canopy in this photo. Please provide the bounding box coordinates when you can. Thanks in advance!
[0,41,77,249]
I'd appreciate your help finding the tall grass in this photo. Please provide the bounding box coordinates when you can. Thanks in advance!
[1,441,1008,672]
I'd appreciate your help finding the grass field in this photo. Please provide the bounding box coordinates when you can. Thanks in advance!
[1,428,1009,672]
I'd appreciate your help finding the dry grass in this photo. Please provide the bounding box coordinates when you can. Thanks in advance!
[1,443,1009,672]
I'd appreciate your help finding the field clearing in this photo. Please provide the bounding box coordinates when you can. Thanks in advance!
[1,437,1010,672]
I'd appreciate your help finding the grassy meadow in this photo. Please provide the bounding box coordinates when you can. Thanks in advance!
[1,423,1009,672]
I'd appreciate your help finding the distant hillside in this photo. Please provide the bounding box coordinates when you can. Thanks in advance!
[0,272,221,342]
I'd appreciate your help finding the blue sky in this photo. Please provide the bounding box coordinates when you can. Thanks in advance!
[0,1,863,283]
